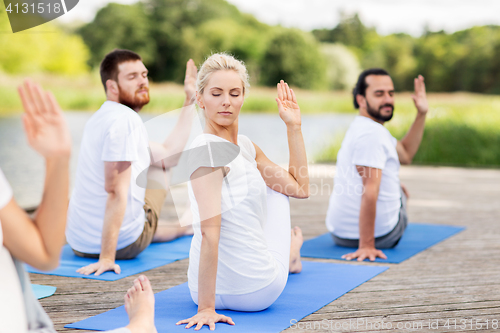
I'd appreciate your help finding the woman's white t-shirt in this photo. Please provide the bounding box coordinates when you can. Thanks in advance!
[326,116,401,239]
[187,134,278,295]
[0,168,28,332]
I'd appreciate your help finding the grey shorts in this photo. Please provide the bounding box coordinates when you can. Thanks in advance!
[332,188,408,249]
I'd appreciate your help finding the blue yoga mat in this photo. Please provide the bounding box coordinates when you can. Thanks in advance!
[301,223,465,263]
[27,236,192,281]
[32,284,57,299]
[66,261,388,332]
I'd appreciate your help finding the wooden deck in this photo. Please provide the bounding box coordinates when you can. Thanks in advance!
[30,165,500,332]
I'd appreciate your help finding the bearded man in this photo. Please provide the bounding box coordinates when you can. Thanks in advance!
[66,49,196,275]
[325,68,429,261]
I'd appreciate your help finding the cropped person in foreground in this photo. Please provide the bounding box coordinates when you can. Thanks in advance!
[325,68,429,261]
[0,80,157,333]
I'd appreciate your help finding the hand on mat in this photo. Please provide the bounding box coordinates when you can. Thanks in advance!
[184,59,198,103]
[411,75,428,114]
[176,308,235,331]
[76,258,121,276]
[276,80,301,129]
[18,79,71,159]
[342,247,387,262]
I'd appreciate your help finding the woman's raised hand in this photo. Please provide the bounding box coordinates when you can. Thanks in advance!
[18,79,71,159]
[276,80,301,129]
[176,308,235,331]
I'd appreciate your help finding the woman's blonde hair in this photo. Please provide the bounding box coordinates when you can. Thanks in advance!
[196,53,250,95]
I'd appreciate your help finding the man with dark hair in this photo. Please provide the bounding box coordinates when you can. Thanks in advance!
[66,49,197,276]
[325,69,429,261]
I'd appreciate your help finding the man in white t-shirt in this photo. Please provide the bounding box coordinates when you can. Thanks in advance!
[325,68,429,261]
[66,49,196,276]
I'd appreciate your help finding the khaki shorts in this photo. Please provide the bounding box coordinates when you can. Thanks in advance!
[73,186,167,260]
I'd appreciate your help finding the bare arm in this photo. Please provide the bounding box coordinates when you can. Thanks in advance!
[342,166,387,262]
[397,75,429,164]
[254,81,309,199]
[150,59,197,169]
[1,158,70,270]
[0,80,71,271]
[176,167,234,330]
[194,167,222,312]
[76,161,131,276]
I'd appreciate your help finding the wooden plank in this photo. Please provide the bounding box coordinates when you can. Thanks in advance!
[29,165,500,332]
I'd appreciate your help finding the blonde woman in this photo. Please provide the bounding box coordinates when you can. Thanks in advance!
[177,53,309,330]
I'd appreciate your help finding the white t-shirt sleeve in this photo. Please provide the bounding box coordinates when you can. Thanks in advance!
[351,131,387,170]
[101,117,141,162]
[0,168,27,331]
[238,135,256,159]
[0,168,13,211]
[186,135,240,178]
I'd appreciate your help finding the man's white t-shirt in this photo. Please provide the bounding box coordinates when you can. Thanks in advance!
[66,101,150,254]
[0,168,28,332]
[326,116,401,239]
[187,134,278,295]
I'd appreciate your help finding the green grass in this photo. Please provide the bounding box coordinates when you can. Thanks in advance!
[316,93,500,167]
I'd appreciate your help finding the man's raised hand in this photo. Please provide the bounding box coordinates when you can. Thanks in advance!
[184,59,198,104]
[411,75,429,114]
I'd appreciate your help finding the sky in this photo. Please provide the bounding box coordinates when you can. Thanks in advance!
[59,0,500,36]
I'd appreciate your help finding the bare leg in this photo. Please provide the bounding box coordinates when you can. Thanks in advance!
[125,275,157,333]
[289,226,303,274]
[152,209,194,243]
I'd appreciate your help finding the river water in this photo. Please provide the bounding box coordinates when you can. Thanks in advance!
[0,111,355,207]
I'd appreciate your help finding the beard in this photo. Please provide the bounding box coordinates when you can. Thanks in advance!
[118,85,150,112]
[366,100,394,122]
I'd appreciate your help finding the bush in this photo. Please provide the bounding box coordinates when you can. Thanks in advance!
[260,29,326,89]
[0,8,89,75]
[317,93,500,167]
[321,43,361,90]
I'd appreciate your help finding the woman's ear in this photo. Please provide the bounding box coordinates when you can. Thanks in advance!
[196,91,204,109]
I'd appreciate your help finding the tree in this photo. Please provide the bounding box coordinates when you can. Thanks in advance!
[313,12,378,52]
[78,3,155,68]
[260,29,326,89]
[451,26,500,93]
[414,32,464,92]
[0,8,89,75]
[321,43,361,90]
[144,0,245,81]
[363,34,417,91]
[187,17,271,83]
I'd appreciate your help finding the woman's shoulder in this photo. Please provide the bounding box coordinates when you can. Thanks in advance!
[189,133,221,149]
[237,135,256,159]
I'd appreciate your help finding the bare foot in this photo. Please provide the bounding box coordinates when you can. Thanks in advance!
[153,224,193,242]
[289,226,303,273]
[181,225,194,236]
[125,275,157,333]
